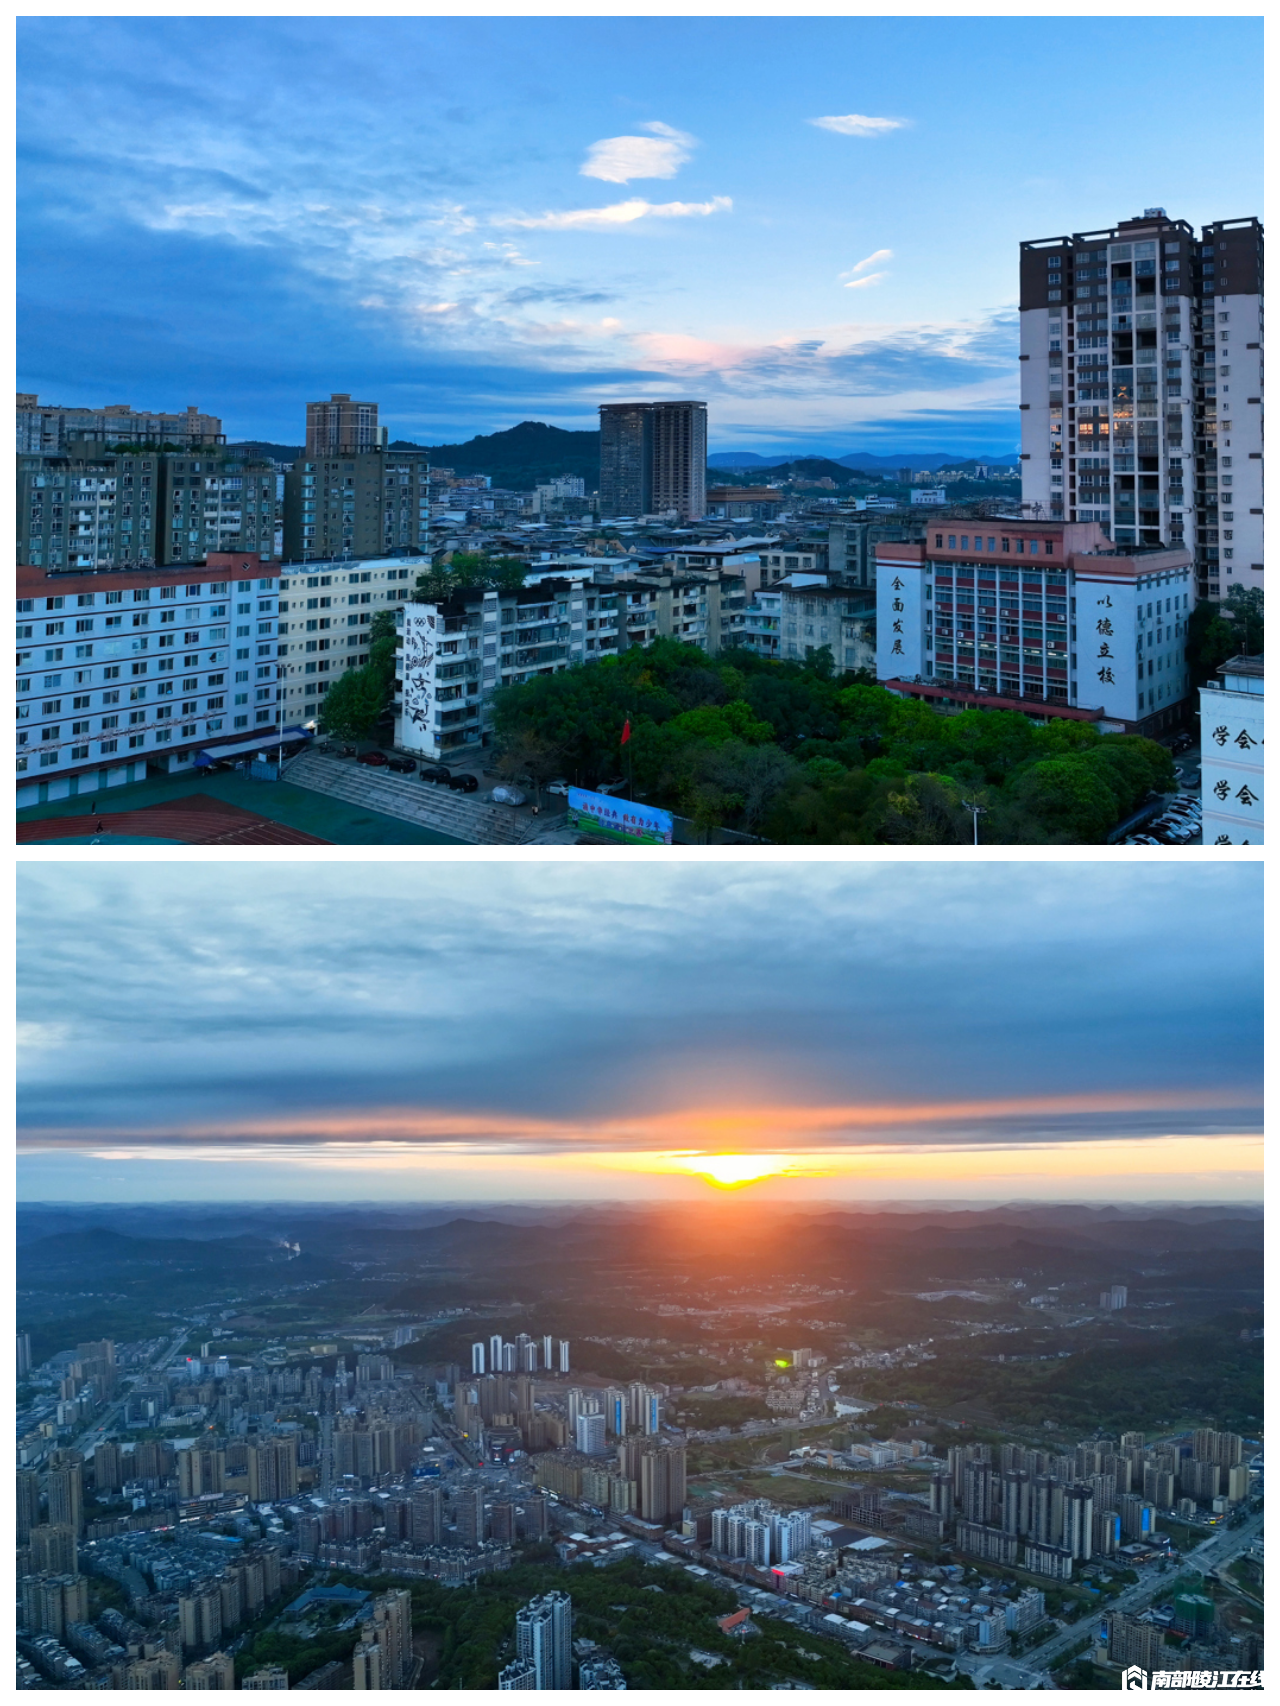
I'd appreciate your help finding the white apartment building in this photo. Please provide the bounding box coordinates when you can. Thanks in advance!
[396,578,618,759]
[17,553,281,809]
[1020,210,1262,603]
[777,581,876,672]
[1199,653,1263,843]
[741,585,783,658]
[275,556,416,724]
[876,520,1194,736]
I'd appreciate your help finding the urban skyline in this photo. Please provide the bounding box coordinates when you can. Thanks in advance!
[17,16,1261,453]
[16,862,1261,1205]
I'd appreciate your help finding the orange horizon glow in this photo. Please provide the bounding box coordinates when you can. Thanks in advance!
[64,1133,1263,1201]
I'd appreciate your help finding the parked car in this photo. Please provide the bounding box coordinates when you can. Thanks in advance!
[357,750,389,767]
[419,763,451,784]
[386,756,417,774]
[547,779,570,796]
[491,785,526,806]
[1125,835,1162,846]
[448,772,479,793]
[594,780,625,795]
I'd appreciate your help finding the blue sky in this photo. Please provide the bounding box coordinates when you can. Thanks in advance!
[16,863,1261,1205]
[18,17,1261,454]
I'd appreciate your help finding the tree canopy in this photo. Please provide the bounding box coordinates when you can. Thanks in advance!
[317,608,398,740]
[491,642,1177,842]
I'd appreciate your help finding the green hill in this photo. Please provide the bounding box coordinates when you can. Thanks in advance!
[398,420,600,491]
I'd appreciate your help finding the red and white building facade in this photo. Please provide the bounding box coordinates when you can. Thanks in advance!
[876,520,1194,736]
[17,552,282,809]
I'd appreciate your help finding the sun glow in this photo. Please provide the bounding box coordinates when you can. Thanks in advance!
[668,1152,812,1189]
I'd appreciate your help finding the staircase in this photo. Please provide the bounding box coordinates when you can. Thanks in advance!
[280,751,540,844]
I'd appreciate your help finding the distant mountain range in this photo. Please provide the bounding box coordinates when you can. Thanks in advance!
[707,450,1020,472]
[225,425,1019,489]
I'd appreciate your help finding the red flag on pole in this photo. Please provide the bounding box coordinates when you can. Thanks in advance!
[620,718,631,745]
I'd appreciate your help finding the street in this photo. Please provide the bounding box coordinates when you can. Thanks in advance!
[70,1327,189,1458]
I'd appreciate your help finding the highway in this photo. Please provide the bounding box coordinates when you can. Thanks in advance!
[959,1508,1268,1688]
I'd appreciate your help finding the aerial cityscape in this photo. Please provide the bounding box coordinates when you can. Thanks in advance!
[15,16,1262,845]
[15,862,1264,1689]
[7,11,1268,1697]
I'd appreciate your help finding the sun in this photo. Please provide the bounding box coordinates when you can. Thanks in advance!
[684,1153,795,1189]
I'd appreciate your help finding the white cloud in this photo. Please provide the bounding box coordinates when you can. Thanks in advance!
[581,121,696,184]
[843,273,887,291]
[810,114,908,137]
[840,248,893,280]
[498,195,731,231]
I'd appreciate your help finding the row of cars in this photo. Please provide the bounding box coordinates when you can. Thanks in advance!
[320,742,482,792]
[1124,791,1202,845]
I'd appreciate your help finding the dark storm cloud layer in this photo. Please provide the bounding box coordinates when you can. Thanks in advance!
[16,865,1261,1152]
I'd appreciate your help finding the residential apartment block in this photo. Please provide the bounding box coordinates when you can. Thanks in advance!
[599,401,707,520]
[16,553,282,808]
[1020,210,1263,602]
[16,395,222,455]
[614,567,748,654]
[275,556,416,725]
[779,583,876,672]
[304,393,380,457]
[876,519,1194,736]
[396,578,618,759]
[705,485,786,522]
[282,450,432,560]
[156,453,277,565]
[16,450,276,572]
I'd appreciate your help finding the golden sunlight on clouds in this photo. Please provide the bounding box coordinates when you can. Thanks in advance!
[78,1134,1261,1201]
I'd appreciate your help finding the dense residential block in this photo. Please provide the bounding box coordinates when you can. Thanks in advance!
[16,448,276,572]
[283,449,432,560]
[16,553,282,807]
[16,395,222,454]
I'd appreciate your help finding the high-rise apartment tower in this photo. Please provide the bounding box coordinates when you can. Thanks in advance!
[599,401,707,520]
[1020,210,1262,602]
[305,394,381,457]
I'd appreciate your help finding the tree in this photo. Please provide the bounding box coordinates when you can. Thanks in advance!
[666,699,775,747]
[413,552,530,603]
[1186,587,1263,689]
[317,609,398,741]
[317,663,386,740]
[492,727,562,805]
[693,741,798,833]
[877,774,973,844]
[1007,756,1119,843]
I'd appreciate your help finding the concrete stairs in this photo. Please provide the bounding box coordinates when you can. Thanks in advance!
[281,751,539,844]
